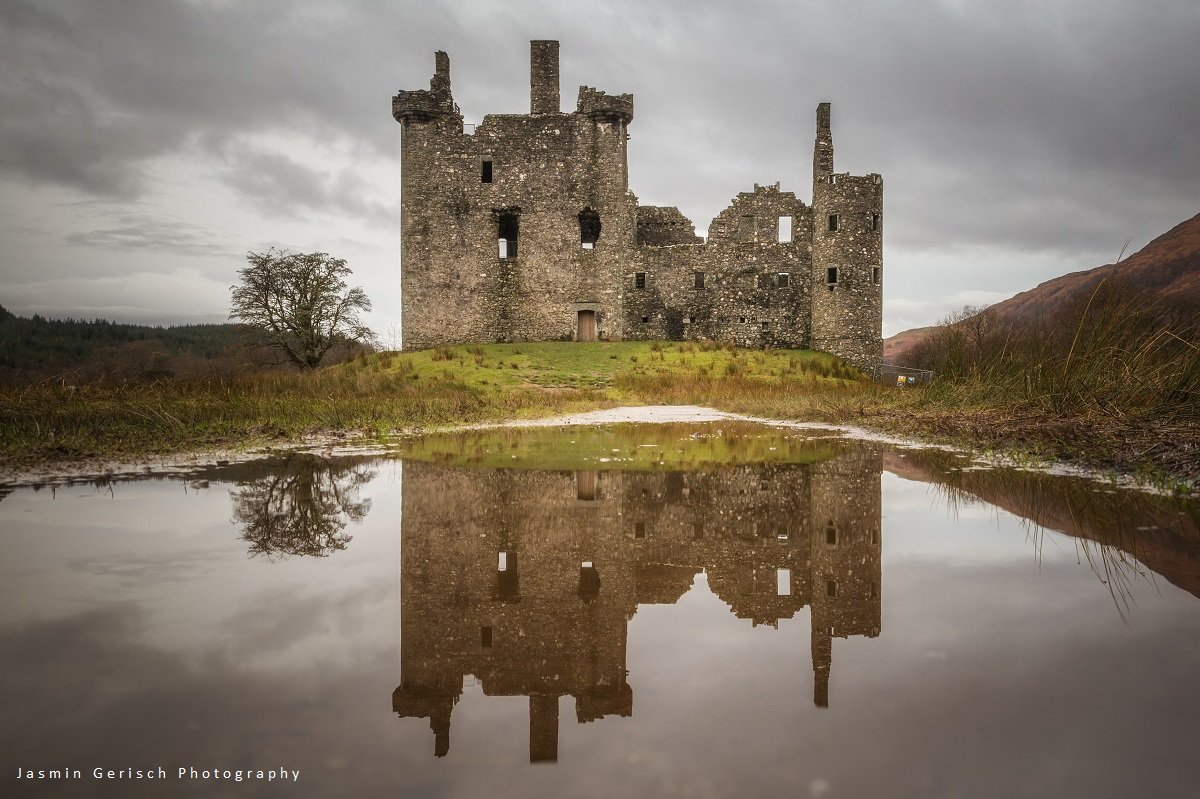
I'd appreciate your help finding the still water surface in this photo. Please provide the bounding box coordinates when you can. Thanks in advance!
[2,422,1199,798]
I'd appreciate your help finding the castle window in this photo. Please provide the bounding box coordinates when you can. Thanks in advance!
[826,523,838,546]
[826,266,839,287]
[739,316,747,324]
[497,209,519,259]
[641,315,649,323]
[777,216,793,243]
[761,320,770,331]
[685,315,695,324]
[634,272,646,289]
[693,521,705,540]
[776,569,792,596]
[829,174,838,185]
[738,215,756,242]
[694,271,705,289]
[777,272,790,288]
[828,214,839,232]
[826,579,838,598]
[872,212,880,232]
[757,273,772,290]
[634,521,645,539]
[872,266,881,285]
[579,207,601,249]
[481,626,493,648]
[481,159,493,183]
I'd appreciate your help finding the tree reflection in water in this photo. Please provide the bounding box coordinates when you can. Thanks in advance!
[230,454,375,558]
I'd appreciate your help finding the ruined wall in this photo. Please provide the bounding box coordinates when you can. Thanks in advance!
[636,206,703,246]
[394,43,884,370]
[625,186,814,347]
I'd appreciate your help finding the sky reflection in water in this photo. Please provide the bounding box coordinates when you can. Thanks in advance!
[2,423,1199,798]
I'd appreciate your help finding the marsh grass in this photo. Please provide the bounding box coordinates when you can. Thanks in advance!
[3,324,1196,486]
[887,281,1200,485]
[0,342,854,462]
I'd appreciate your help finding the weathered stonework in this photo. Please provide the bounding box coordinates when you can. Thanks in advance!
[393,41,884,370]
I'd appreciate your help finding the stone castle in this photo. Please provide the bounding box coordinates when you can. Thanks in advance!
[393,441,882,760]
[393,40,883,370]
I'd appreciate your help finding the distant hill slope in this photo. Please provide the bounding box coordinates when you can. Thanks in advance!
[0,305,241,378]
[885,212,1200,363]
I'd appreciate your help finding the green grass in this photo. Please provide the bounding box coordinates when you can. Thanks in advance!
[0,342,860,465]
[3,336,1196,489]
[370,340,856,392]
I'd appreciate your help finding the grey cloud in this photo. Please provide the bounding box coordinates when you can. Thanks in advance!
[2,0,1199,329]
[0,0,465,198]
[219,143,396,227]
[65,214,238,257]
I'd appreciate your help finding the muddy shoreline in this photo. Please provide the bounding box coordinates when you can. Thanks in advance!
[1,404,1190,497]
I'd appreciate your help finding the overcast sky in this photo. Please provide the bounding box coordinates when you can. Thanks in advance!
[2,0,1197,339]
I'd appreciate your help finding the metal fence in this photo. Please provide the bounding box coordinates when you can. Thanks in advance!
[871,363,934,386]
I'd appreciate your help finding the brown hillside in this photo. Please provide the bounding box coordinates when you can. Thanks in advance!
[885,212,1200,363]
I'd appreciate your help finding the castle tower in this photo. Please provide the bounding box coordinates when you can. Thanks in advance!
[809,103,884,371]
[392,42,636,349]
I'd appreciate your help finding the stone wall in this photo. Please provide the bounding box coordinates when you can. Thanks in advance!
[394,43,884,369]
[635,206,702,246]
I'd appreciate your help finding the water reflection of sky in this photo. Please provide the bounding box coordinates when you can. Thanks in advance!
[1,433,1198,798]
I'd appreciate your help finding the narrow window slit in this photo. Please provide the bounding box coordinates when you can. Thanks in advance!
[579,208,601,249]
[497,209,519,259]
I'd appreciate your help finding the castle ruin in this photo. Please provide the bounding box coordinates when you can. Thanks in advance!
[393,40,883,370]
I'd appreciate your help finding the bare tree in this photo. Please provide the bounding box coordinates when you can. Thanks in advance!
[230,249,374,369]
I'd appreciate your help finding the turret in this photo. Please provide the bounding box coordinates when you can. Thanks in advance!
[392,50,461,126]
[809,103,884,371]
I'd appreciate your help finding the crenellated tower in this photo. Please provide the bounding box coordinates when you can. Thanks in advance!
[392,41,636,349]
[809,103,884,370]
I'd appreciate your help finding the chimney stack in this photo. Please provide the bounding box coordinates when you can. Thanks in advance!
[530,40,560,114]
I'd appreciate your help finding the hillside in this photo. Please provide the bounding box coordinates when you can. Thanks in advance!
[886,212,1200,363]
[0,305,242,380]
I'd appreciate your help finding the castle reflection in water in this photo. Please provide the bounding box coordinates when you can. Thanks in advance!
[394,445,883,761]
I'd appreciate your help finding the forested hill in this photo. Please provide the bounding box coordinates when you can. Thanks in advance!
[0,305,241,379]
